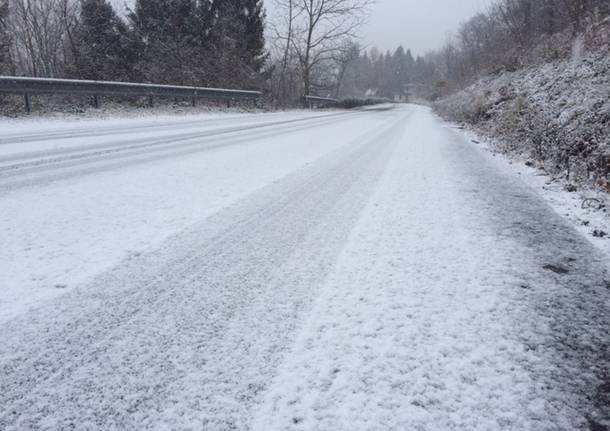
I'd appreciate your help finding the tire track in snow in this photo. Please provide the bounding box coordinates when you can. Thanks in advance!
[251,106,610,430]
[0,111,350,146]
[0,111,363,192]
[437,120,610,429]
[0,109,407,429]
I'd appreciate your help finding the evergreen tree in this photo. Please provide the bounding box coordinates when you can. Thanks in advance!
[208,0,266,87]
[404,49,415,79]
[355,52,372,95]
[241,0,267,74]
[382,50,394,97]
[71,0,131,81]
[339,46,438,100]
[129,0,203,84]
[392,46,407,86]
[129,0,265,88]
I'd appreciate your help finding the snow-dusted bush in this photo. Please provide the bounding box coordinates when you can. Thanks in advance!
[337,98,391,109]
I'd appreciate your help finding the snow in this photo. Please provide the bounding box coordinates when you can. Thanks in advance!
[0,106,409,429]
[0,109,381,322]
[0,110,330,155]
[1,104,608,429]
[252,106,610,430]
[458,126,610,258]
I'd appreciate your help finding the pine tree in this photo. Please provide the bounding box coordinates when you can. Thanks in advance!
[404,49,415,79]
[382,50,394,97]
[241,0,267,74]
[129,0,202,84]
[393,46,406,86]
[72,0,131,81]
[208,0,266,87]
[128,0,265,87]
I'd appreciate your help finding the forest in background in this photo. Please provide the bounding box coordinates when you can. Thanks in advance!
[0,0,266,89]
[0,0,608,106]
[429,0,609,89]
[0,0,439,106]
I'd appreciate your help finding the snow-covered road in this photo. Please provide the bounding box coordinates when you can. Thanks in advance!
[1,105,608,430]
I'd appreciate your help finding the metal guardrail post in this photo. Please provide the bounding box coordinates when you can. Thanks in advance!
[24,93,31,114]
[93,94,100,109]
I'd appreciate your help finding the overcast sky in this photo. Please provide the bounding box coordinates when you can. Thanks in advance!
[264,0,495,56]
[360,0,494,55]
[113,0,494,56]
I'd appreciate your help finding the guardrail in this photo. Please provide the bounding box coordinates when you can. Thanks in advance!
[0,76,263,113]
[303,95,339,108]
[303,95,397,109]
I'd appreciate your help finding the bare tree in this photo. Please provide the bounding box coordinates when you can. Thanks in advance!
[269,0,301,106]
[331,40,360,97]
[0,0,12,73]
[276,0,295,85]
[9,0,78,77]
[429,0,609,93]
[282,0,372,96]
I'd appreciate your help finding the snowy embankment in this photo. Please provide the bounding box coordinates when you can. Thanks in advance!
[434,49,609,186]
[434,49,610,250]
[458,127,610,258]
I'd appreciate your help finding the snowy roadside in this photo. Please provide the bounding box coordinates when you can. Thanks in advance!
[452,124,610,258]
[0,100,264,122]
[252,106,610,430]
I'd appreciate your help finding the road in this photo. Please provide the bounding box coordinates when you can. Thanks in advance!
[0,105,608,430]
